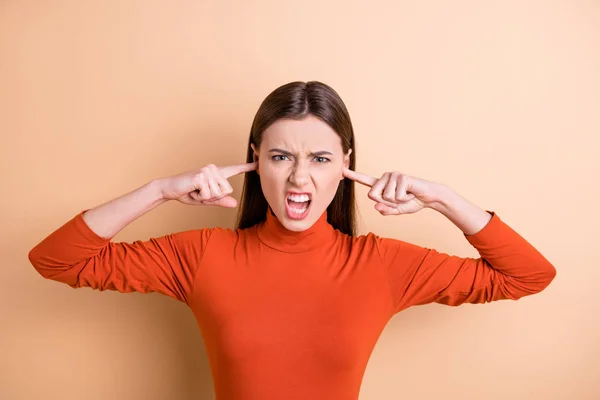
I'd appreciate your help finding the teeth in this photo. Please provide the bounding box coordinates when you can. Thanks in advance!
[287,194,310,202]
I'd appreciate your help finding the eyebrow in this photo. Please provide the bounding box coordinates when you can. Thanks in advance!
[268,148,333,157]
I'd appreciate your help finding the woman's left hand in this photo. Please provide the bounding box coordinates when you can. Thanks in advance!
[343,167,443,216]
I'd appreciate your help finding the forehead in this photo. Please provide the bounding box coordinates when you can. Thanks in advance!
[261,115,342,151]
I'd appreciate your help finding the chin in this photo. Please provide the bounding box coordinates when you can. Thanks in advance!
[281,219,312,232]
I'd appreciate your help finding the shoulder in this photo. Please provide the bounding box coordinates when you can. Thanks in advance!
[193,224,259,247]
[344,230,426,259]
[167,224,254,248]
[345,230,387,246]
[335,230,388,256]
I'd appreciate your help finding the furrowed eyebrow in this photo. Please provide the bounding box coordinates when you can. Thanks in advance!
[268,148,333,157]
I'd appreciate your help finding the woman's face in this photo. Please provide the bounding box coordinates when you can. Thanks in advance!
[251,115,352,232]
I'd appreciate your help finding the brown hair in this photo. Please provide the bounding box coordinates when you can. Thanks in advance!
[235,81,357,236]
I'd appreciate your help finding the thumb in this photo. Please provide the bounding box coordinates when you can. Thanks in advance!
[375,202,400,216]
[207,195,238,208]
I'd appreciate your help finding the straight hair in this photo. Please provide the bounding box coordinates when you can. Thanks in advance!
[235,81,357,236]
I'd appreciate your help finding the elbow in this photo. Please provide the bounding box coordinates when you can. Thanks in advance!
[28,245,83,288]
[28,245,65,281]
[505,260,557,300]
[28,246,51,279]
[539,261,557,290]
[525,260,557,296]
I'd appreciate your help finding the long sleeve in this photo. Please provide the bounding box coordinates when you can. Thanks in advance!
[28,211,214,305]
[374,212,556,313]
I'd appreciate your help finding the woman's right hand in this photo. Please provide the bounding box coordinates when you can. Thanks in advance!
[159,162,257,207]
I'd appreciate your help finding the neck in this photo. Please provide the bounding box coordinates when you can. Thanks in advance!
[256,207,337,252]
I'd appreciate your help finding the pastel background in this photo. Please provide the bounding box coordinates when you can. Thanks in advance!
[1,1,598,399]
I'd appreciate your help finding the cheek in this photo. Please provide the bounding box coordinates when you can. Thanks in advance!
[262,167,285,183]
[259,168,285,196]
[313,170,342,192]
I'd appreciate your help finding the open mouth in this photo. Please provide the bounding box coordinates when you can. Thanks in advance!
[285,192,312,219]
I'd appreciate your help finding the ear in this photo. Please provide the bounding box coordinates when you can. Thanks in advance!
[250,143,260,174]
[341,148,352,181]
[343,148,352,168]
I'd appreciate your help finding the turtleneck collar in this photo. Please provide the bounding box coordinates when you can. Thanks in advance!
[256,207,337,253]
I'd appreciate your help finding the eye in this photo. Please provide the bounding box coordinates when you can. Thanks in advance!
[314,156,331,163]
[272,155,290,161]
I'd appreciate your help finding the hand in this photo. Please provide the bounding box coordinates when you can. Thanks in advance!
[343,167,442,216]
[159,162,257,207]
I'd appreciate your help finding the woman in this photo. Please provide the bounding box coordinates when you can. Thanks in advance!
[28,81,556,399]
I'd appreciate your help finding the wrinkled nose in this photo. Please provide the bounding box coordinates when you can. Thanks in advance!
[288,163,310,187]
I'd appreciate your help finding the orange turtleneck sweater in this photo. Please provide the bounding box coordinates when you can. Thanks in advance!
[28,208,555,399]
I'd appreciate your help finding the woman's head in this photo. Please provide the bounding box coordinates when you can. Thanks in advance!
[235,81,357,236]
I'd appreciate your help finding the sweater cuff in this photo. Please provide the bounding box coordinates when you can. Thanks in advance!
[72,209,114,245]
[463,211,504,246]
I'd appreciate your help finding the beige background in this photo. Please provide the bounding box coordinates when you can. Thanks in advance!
[1,1,598,399]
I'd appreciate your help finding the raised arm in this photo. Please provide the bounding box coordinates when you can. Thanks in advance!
[374,209,556,312]
[28,162,256,305]
[344,167,556,313]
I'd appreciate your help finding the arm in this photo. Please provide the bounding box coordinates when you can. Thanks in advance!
[376,184,556,313]
[427,184,493,235]
[28,180,212,305]
[81,179,168,239]
[28,163,255,304]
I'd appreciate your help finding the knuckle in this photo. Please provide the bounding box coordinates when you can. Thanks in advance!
[194,178,205,189]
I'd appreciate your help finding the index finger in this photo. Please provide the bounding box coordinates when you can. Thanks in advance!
[220,162,258,178]
[343,167,377,187]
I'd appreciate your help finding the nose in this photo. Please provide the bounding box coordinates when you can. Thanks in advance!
[288,162,310,187]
